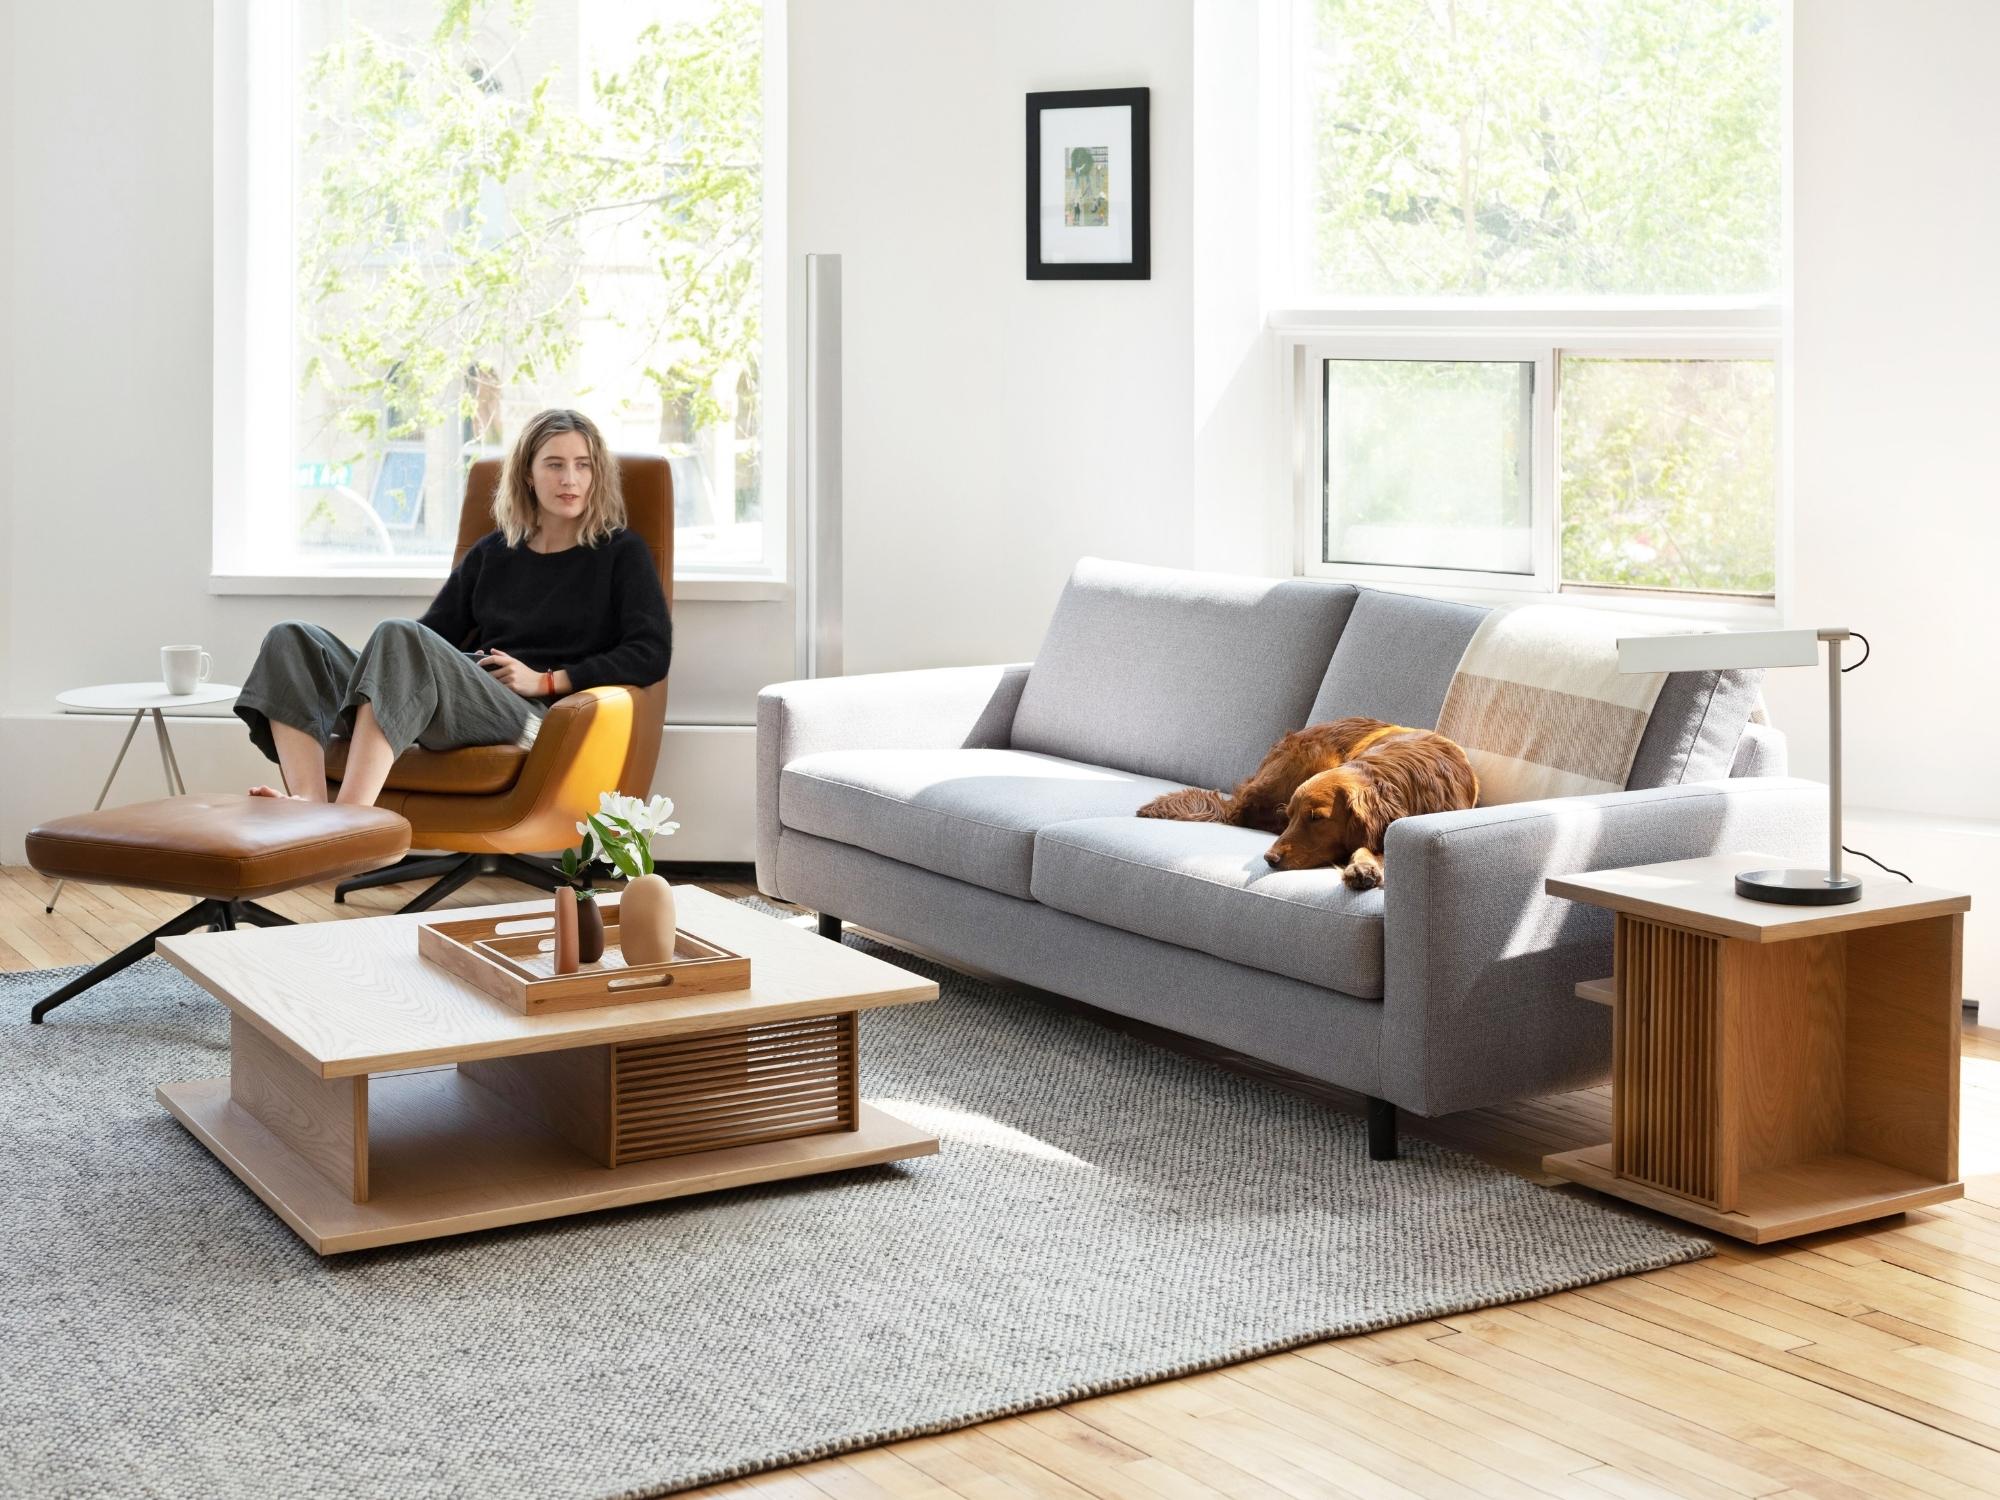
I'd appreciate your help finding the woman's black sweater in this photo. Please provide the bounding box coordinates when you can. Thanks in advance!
[418,528,671,696]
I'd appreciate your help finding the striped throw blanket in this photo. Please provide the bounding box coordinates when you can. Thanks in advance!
[1436,605,1675,805]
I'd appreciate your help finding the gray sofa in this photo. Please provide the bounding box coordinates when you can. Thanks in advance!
[755,559,1824,1157]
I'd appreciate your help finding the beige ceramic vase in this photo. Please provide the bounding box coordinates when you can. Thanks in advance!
[618,874,679,966]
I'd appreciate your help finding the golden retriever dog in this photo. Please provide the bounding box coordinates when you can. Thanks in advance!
[1136,717,1477,890]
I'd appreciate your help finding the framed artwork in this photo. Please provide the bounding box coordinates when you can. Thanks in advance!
[1025,87,1150,280]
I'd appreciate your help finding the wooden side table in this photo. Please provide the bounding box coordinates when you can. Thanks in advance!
[1544,851,1969,1244]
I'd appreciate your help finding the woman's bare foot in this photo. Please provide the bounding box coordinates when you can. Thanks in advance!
[247,785,306,800]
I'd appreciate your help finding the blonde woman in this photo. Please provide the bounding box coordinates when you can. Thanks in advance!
[236,408,671,806]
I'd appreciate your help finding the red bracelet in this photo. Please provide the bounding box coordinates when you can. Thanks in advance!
[539,671,554,697]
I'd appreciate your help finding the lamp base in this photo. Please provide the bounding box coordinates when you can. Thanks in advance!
[1735,868,1863,906]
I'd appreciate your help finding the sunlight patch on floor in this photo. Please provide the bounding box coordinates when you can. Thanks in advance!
[1962,1051,2000,1177]
[872,1100,1095,1167]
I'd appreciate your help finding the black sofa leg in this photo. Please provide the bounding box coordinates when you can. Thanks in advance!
[817,912,843,942]
[1366,1096,1399,1161]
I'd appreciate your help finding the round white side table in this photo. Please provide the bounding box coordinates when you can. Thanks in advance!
[47,682,243,912]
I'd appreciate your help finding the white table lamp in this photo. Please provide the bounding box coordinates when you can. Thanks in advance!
[1616,627,1861,906]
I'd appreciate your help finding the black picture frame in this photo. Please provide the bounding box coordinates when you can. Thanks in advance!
[1025,87,1151,280]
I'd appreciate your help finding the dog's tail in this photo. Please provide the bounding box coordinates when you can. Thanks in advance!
[1137,787,1233,822]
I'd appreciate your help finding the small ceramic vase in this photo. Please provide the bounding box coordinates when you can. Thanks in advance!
[618,873,679,966]
[552,887,580,974]
[577,898,606,965]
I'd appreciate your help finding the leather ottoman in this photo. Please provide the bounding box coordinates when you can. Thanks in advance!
[25,794,411,1023]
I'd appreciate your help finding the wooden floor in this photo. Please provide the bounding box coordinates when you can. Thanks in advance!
[7,863,1998,1500]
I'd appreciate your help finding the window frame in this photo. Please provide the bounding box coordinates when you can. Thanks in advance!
[1276,304,1785,618]
[210,0,791,595]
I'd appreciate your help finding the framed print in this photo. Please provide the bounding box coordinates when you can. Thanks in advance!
[1026,87,1150,280]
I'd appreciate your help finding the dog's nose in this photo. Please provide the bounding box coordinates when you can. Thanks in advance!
[1264,848,1283,867]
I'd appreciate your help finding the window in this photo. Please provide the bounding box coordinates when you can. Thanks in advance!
[1283,0,1783,605]
[215,0,779,580]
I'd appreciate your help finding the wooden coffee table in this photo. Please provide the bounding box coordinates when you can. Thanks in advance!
[155,888,940,1254]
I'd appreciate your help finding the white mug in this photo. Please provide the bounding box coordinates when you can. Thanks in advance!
[162,645,213,696]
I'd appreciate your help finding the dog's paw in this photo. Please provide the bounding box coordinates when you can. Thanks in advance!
[1342,857,1383,891]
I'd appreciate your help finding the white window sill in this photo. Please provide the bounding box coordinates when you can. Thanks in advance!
[1348,576,1782,626]
[207,573,791,602]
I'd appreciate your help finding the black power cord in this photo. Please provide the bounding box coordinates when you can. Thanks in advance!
[1842,844,1912,883]
[1833,631,1912,881]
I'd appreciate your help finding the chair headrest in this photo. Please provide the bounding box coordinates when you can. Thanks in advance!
[457,451,673,590]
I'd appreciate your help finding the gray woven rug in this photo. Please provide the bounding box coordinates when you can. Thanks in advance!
[1,906,1707,1498]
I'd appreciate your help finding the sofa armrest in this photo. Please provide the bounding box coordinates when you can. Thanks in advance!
[1731,720,1788,777]
[755,664,1031,895]
[1380,776,1825,1117]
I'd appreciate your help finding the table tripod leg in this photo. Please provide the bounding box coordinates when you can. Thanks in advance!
[46,710,146,913]
[152,709,188,795]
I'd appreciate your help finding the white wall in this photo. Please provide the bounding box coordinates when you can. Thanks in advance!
[0,1,791,864]
[1788,0,2000,1009]
[787,0,1199,673]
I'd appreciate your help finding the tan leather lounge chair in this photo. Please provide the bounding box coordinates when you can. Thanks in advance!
[329,453,672,912]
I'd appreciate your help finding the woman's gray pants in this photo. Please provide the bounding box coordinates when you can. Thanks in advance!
[235,619,533,768]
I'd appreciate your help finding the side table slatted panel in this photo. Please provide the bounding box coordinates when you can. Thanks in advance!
[1615,917,1723,1206]
[611,1013,858,1167]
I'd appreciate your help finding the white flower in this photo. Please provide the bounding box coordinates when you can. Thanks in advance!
[577,790,680,863]
[603,791,681,838]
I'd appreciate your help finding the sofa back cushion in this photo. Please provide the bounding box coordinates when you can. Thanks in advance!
[1305,589,1490,730]
[1307,586,1764,790]
[1625,666,1766,787]
[1010,559,1358,789]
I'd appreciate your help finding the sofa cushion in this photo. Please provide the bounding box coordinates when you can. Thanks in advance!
[1010,558,1358,791]
[1310,587,1762,789]
[1626,667,1767,788]
[1306,588,1490,729]
[780,748,1185,899]
[1031,817,1385,998]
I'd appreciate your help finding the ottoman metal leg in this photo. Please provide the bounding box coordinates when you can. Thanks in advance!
[30,901,220,1024]
[817,912,843,942]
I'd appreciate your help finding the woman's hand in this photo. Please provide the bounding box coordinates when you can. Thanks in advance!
[475,649,553,699]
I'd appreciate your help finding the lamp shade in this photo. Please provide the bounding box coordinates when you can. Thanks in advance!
[1615,628,1821,674]
[1612,624,1860,906]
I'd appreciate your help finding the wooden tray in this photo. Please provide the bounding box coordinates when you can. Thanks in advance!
[417,906,751,1015]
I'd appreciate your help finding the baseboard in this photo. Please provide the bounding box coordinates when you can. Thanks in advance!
[0,714,756,865]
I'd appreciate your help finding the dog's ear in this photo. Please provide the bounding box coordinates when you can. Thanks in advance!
[1342,764,1404,851]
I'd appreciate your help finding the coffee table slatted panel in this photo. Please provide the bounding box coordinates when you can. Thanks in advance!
[612,1014,858,1166]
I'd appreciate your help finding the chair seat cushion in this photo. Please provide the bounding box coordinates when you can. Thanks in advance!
[1030,817,1386,998]
[326,738,528,796]
[779,749,1186,899]
[26,794,412,900]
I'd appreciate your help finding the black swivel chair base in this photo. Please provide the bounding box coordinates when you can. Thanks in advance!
[333,851,564,914]
[31,896,295,1024]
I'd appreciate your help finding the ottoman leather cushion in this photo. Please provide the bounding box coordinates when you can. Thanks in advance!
[27,794,411,900]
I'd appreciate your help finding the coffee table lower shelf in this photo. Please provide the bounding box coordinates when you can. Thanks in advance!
[1544,1142,1962,1244]
[160,1067,938,1255]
